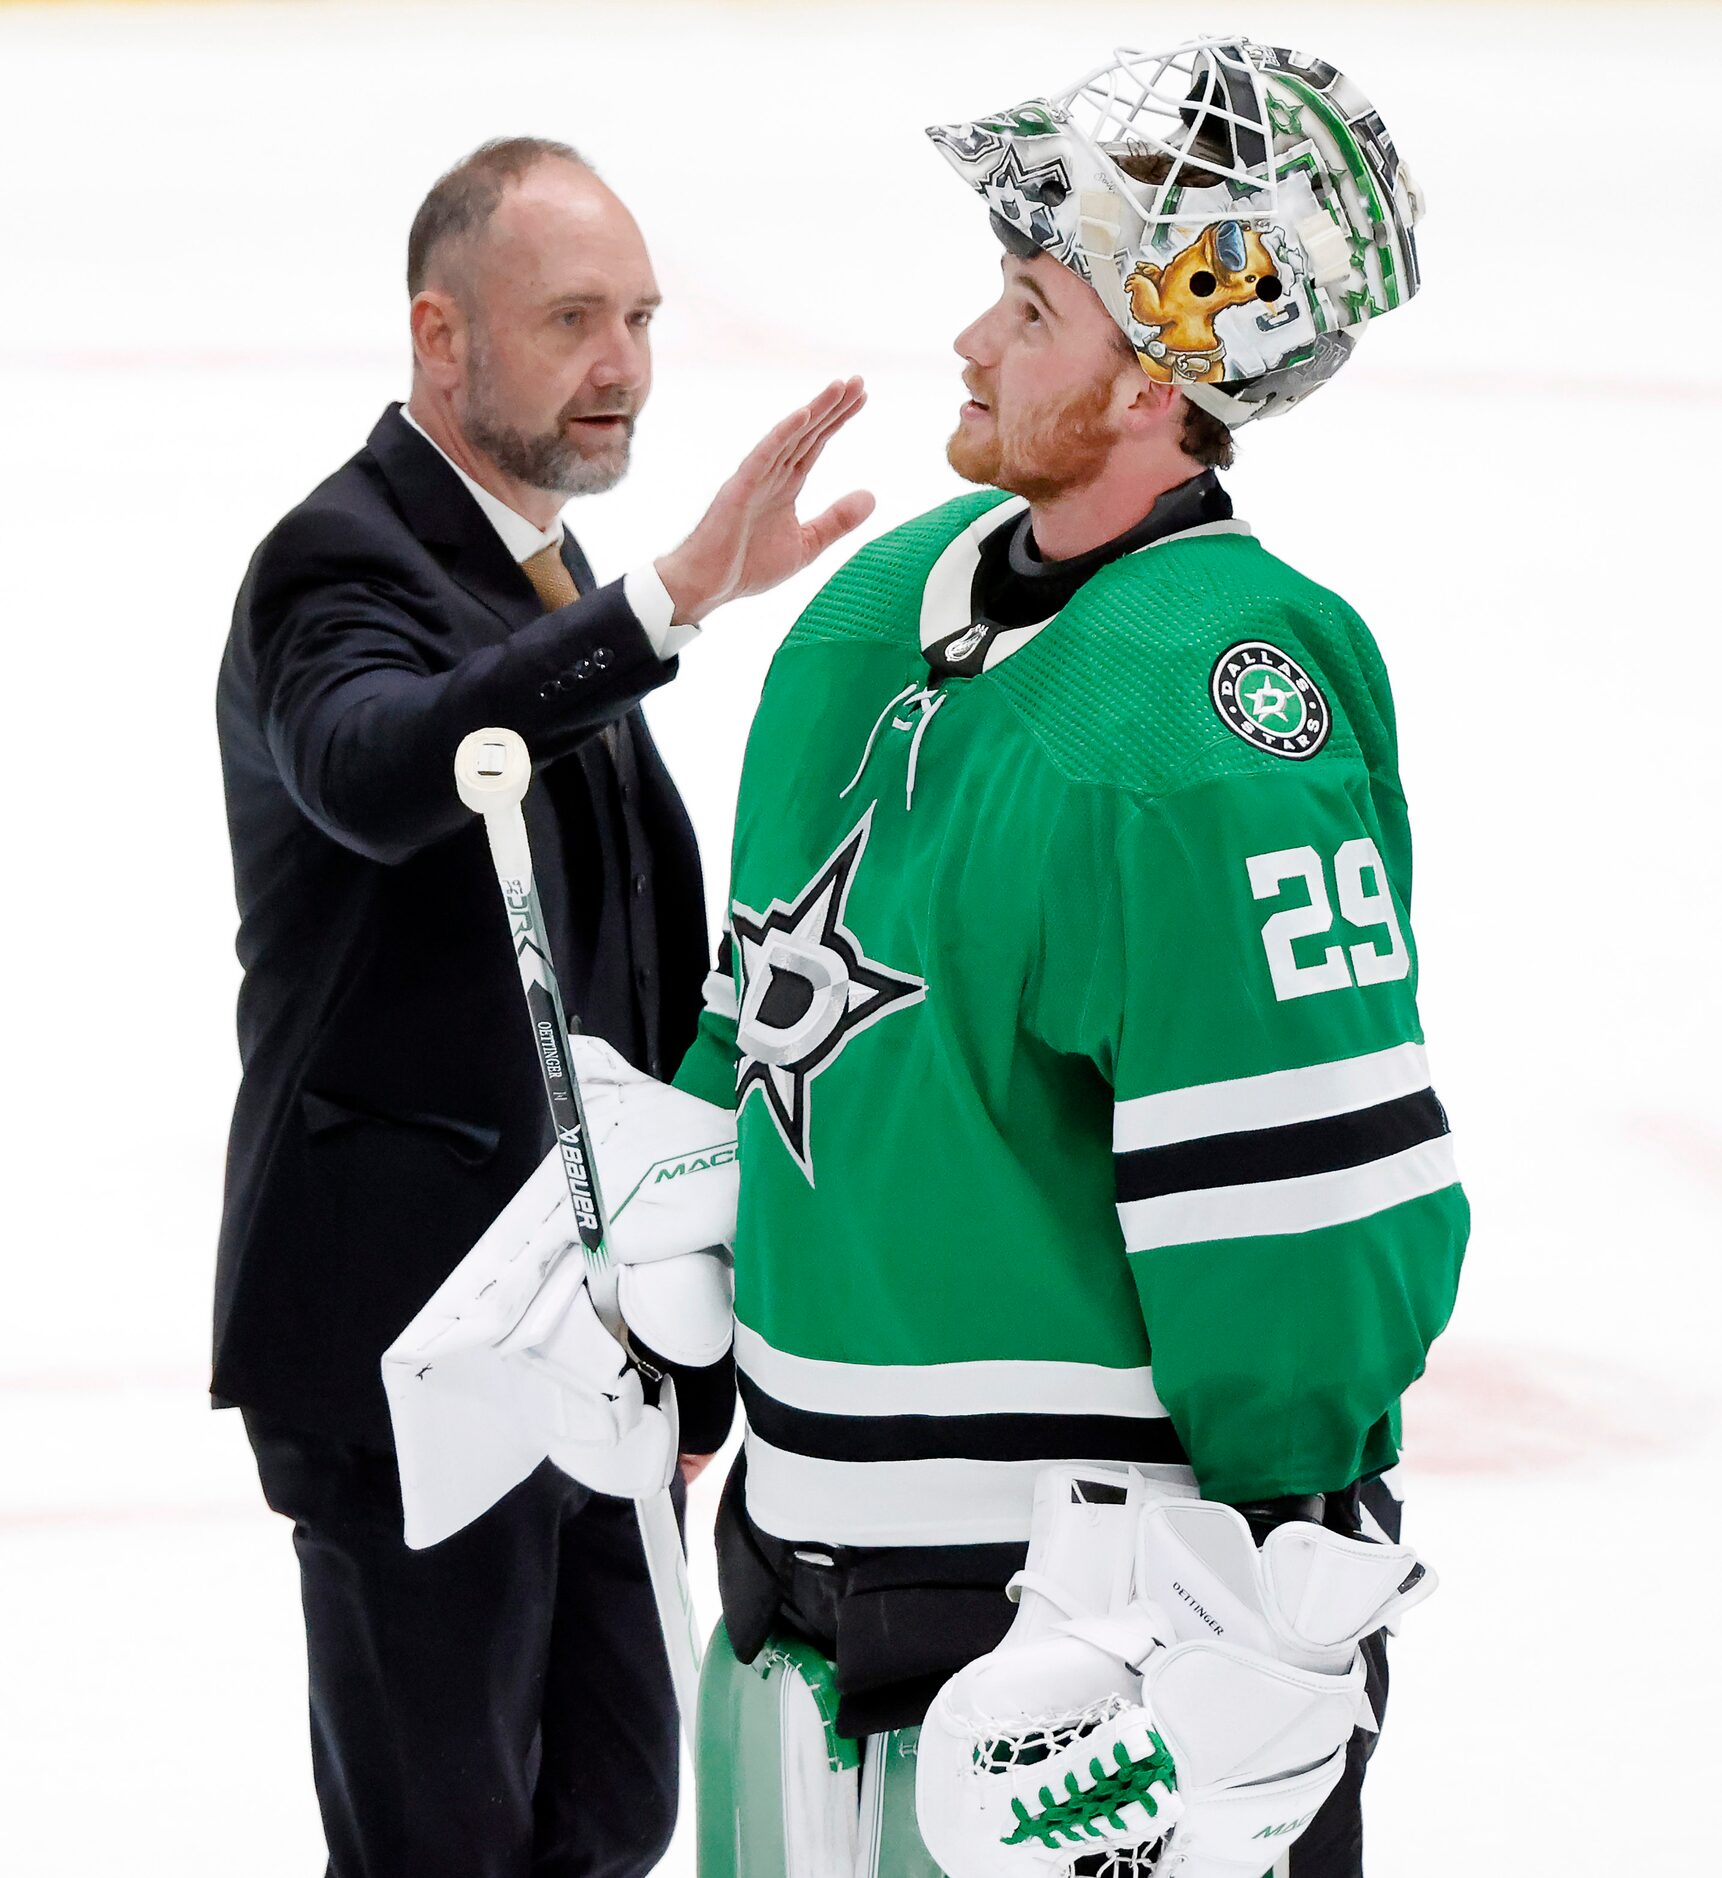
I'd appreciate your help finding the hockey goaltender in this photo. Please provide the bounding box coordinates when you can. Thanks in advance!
[387,36,1468,1878]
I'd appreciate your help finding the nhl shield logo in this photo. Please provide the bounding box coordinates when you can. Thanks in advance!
[1210,641,1332,760]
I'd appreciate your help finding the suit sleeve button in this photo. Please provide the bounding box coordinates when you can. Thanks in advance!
[593,645,613,670]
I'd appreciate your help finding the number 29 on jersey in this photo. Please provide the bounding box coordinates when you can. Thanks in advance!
[1247,839,1410,1003]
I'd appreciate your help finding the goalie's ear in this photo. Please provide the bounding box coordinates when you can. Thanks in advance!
[1112,371,1181,440]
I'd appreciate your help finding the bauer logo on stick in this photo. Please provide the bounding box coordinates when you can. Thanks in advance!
[557,1125,600,1235]
[1210,640,1331,759]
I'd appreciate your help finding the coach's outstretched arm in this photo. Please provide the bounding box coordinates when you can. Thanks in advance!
[249,380,871,866]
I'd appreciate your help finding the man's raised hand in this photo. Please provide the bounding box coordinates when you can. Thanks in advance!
[655,378,874,625]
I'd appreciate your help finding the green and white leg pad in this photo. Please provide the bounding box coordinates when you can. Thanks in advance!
[697,1622,944,1878]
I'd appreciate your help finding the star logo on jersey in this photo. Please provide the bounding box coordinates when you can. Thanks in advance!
[1240,670,1297,727]
[1210,641,1332,760]
[731,806,926,1183]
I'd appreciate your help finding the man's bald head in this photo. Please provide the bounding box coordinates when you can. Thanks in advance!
[405,137,661,506]
[406,136,589,302]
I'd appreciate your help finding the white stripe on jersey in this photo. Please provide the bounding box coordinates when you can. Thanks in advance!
[742,1429,1197,1546]
[1117,1136,1460,1254]
[735,1323,1168,1420]
[1113,1042,1433,1152]
[700,967,738,1021]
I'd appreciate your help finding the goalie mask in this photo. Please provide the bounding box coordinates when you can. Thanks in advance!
[927,36,1425,426]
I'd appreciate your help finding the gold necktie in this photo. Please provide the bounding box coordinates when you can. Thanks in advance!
[521,541,577,612]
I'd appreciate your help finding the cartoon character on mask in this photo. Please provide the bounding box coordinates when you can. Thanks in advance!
[1124,219,1284,384]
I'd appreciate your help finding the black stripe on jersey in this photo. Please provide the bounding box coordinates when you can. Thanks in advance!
[1115,1088,1450,1203]
[738,1374,1190,1468]
[716,930,734,975]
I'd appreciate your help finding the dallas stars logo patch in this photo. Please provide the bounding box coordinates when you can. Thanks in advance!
[732,806,925,1183]
[1210,641,1332,760]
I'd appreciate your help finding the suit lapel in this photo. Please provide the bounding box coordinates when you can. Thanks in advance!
[560,531,596,597]
[441,535,544,634]
[366,404,544,634]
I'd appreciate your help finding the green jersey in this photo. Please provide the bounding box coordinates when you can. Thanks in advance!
[676,488,1466,1549]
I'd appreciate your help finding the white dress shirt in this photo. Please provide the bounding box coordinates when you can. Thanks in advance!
[400,407,696,659]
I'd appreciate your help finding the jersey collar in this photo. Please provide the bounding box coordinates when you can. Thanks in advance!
[919,473,1252,680]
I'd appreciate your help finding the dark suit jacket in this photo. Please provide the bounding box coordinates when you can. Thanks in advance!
[214,405,710,1446]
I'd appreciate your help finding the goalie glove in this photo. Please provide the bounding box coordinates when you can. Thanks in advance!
[1129,1495,1434,1877]
[916,1466,1436,1878]
[917,1467,1184,1877]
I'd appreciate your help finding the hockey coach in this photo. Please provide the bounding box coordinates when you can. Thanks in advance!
[212,138,870,1877]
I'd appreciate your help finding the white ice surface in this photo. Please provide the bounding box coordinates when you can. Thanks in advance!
[2,2,1719,1873]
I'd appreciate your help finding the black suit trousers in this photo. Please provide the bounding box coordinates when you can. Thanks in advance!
[245,1414,680,1878]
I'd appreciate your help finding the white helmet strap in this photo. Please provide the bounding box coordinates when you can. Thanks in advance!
[1077,186,1250,429]
[1075,188,1134,330]
[1180,378,1253,429]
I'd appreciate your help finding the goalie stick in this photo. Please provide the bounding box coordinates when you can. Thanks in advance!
[454,726,704,1750]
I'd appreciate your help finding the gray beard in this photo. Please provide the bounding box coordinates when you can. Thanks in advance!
[461,334,635,496]
[463,400,633,497]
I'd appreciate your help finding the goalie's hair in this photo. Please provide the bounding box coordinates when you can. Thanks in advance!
[407,136,591,297]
